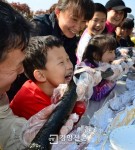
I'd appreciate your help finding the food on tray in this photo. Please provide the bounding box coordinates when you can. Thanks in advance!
[109,106,135,130]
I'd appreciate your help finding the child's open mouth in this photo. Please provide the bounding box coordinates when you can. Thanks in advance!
[65,73,73,82]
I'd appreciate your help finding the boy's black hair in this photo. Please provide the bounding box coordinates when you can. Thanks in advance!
[56,0,95,21]
[0,1,31,62]
[23,35,63,81]
[121,18,134,29]
[82,34,117,62]
[94,3,107,17]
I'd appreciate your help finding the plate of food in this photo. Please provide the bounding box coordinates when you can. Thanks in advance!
[109,125,135,150]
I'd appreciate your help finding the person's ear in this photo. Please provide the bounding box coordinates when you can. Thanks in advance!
[55,8,60,17]
[33,69,46,82]
[93,52,99,61]
[93,52,96,59]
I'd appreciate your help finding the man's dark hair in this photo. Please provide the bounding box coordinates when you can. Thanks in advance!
[0,1,31,62]
[94,3,107,18]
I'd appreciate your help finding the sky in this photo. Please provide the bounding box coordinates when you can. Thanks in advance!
[7,0,135,17]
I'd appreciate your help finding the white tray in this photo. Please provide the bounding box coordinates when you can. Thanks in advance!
[109,125,135,150]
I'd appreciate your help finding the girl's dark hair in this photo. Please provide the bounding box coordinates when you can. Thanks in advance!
[0,1,31,62]
[94,3,107,18]
[56,0,95,21]
[82,34,117,62]
[23,35,63,81]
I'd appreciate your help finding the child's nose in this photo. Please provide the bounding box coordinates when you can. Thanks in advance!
[67,61,73,70]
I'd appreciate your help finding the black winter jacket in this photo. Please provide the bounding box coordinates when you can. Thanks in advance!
[31,12,79,66]
[117,36,135,47]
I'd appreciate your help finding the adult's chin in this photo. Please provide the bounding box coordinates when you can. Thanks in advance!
[6,85,11,92]
[0,87,10,95]
[112,21,121,27]
[65,32,76,38]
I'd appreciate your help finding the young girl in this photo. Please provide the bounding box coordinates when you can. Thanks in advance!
[104,0,131,34]
[77,34,118,125]
[82,34,116,101]
[76,3,107,63]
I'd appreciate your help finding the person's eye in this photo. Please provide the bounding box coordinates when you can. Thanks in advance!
[93,20,98,23]
[82,20,87,24]
[101,20,106,23]
[72,18,77,22]
[59,61,64,65]
[109,51,113,53]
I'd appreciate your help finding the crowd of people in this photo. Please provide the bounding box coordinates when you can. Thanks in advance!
[0,0,135,149]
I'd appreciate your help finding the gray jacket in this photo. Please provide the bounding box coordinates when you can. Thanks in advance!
[0,93,26,150]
